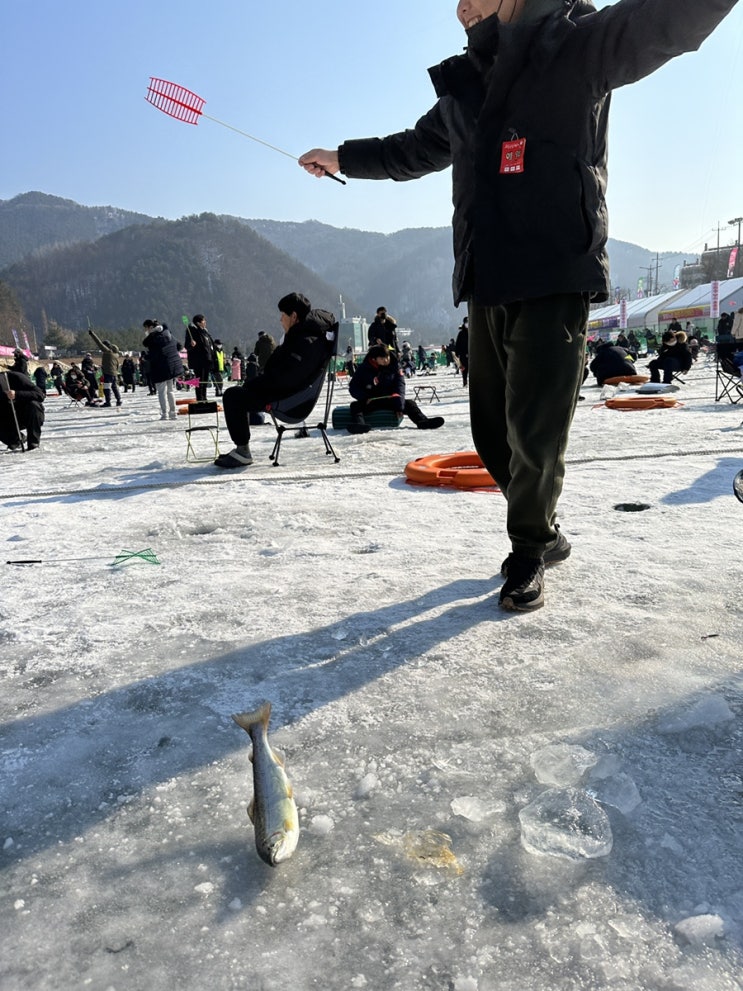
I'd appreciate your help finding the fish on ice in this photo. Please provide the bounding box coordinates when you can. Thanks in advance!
[232,701,299,866]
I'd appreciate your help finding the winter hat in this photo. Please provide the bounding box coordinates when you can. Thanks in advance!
[278,293,311,321]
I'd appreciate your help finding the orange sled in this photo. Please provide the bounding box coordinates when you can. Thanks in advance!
[605,395,679,410]
[405,452,500,490]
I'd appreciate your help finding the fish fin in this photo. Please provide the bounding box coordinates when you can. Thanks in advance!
[232,701,272,734]
[286,782,294,799]
[247,799,255,823]
[270,746,286,767]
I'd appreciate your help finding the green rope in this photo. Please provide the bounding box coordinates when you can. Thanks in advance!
[110,548,161,567]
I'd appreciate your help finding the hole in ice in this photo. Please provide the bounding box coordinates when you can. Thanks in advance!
[613,502,651,512]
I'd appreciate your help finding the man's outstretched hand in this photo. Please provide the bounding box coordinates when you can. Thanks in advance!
[299,149,340,178]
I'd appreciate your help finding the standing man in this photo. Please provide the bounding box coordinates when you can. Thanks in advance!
[89,329,123,407]
[300,0,739,611]
[253,330,276,371]
[367,307,399,352]
[186,314,216,402]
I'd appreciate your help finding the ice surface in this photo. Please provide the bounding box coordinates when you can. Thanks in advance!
[519,787,613,860]
[529,743,599,786]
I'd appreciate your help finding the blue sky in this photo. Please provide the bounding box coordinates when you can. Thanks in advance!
[3,1,742,254]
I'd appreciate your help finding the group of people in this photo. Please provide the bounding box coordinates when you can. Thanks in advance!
[588,328,695,387]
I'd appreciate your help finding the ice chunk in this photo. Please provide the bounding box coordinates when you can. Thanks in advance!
[587,772,642,814]
[674,914,725,945]
[657,695,734,734]
[450,796,489,822]
[519,788,613,860]
[354,773,379,799]
[453,978,478,991]
[307,814,335,835]
[529,744,598,787]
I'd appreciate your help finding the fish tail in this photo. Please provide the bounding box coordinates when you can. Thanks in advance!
[232,700,271,735]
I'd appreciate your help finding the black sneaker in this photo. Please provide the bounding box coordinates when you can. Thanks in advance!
[499,556,545,612]
[501,527,571,577]
[417,416,445,430]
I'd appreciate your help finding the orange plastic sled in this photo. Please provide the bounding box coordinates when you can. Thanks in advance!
[602,374,650,385]
[404,452,500,490]
[605,395,679,410]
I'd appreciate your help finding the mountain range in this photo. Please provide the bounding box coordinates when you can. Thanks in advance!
[0,192,700,347]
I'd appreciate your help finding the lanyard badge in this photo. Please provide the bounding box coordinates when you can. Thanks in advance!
[500,137,526,175]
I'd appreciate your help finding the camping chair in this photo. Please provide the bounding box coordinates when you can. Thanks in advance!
[715,355,743,404]
[63,383,87,409]
[267,324,340,467]
[184,400,222,462]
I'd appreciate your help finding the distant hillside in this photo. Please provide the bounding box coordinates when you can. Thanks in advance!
[1,213,360,347]
[0,192,154,271]
[245,220,459,335]
[0,192,701,345]
[245,220,699,334]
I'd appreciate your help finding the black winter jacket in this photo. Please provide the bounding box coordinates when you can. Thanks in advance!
[349,354,406,407]
[186,323,215,370]
[260,309,336,396]
[589,344,636,385]
[143,326,184,384]
[0,370,45,409]
[338,0,738,307]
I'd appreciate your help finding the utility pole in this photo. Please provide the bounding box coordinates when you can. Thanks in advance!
[654,252,661,294]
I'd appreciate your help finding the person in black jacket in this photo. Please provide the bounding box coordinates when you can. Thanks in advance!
[347,345,444,433]
[454,319,469,387]
[142,320,184,420]
[0,369,45,450]
[185,314,216,402]
[300,0,738,611]
[648,330,693,384]
[589,340,638,386]
[215,293,335,469]
[367,307,399,352]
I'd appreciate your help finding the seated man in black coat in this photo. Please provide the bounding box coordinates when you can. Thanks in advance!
[588,339,638,386]
[648,330,693,384]
[347,345,444,433]
[215,293,335,469]
[0,369,45,451]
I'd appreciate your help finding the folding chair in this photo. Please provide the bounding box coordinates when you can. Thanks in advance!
[715,356,743,404]
[184,400,222,462]
[63,384,87,409]
[267,325,340,467]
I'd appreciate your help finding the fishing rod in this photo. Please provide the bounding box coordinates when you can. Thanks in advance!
[145,78,346,185]
[6,548,161,567]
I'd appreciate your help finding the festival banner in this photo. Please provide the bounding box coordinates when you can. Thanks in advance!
[619,299,628,329]
[711,280,721,320]
[727,248,738,280]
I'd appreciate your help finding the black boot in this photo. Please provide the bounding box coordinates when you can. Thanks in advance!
[347,410,371,435]
[406,400,444,430]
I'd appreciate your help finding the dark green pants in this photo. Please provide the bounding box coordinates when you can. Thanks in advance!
[468,293,588,557]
